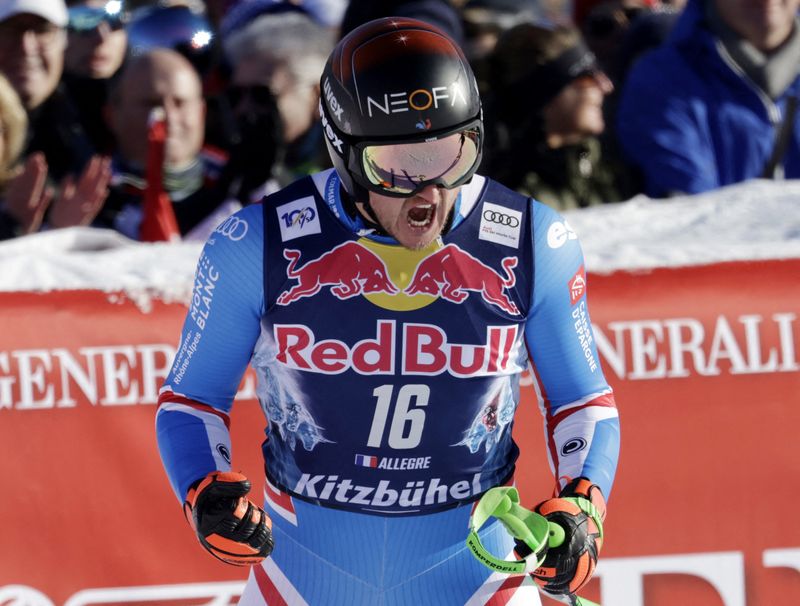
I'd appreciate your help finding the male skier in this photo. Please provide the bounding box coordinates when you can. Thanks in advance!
[157,17,620,605]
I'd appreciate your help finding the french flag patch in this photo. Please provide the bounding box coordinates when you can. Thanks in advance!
[354,454,378,468]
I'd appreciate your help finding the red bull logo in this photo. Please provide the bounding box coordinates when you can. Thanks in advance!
[277,241,520,315]
[404,244,520,315]
[277,242,398,305]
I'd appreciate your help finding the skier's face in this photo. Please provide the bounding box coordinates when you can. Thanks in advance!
[364,184,460,251]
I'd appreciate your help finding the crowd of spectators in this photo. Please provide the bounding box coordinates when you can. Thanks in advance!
[0,0,797,241]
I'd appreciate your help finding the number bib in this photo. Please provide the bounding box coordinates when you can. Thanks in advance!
[258,175,533,515]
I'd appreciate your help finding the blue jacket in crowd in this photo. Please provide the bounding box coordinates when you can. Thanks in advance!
[615,0,800,197]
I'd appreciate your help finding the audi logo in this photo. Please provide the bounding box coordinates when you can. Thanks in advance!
[214,216,249,241]
[483,210,520,227]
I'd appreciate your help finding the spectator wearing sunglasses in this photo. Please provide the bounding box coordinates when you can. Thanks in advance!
[0,0,94,179]
[217,4,334,204]
[482,22,637,209]
[62,0,128,153]
[615,0,800,197]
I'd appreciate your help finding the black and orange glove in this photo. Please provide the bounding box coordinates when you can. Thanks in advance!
[184,471,274,566]
[515,477,606,597]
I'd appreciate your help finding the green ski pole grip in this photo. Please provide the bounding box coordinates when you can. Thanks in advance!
[466,487,551,574]
[467,487,603,606]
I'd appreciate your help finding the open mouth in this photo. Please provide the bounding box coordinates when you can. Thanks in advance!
[407,204,435,229]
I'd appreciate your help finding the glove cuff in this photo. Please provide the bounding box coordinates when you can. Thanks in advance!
[559,477,606,522]
[182,470,273,566]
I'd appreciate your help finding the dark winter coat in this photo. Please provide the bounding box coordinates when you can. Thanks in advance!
[615,0,800,197]
[510,137,632,210]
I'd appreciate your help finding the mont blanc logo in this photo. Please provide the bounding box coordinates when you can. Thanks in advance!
[319,101,344,154]
[479,202,522,248]
[214,216,248,241]
[561,437,588,456]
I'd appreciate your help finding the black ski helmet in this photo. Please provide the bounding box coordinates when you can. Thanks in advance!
[320,17,483,198]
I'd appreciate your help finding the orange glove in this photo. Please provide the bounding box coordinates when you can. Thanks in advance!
[516,477,605,596]
[184,471,274,566]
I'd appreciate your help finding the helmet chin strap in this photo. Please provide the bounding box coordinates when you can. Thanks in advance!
[356,198,386,234]
[341,184,389,235]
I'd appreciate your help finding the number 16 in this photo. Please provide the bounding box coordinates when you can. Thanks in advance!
[367,384,430,450]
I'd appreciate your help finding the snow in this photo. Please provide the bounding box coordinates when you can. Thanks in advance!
[568,179,800,273]
[1,179,798,308]
[0,228,203,311]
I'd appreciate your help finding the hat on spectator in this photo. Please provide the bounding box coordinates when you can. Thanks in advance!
[0,0,68,26]
[126,4,214,74]
[219,0,311,40]
[490,22,604,122]
[301,0,347,28]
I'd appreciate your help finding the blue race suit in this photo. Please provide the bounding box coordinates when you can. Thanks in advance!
[156,170,620,605]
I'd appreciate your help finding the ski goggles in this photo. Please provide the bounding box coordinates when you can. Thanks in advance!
[356,121,482,197]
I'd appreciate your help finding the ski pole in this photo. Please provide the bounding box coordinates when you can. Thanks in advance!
[467,486,600,606]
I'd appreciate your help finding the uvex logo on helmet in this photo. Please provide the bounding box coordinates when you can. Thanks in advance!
[319,100,344,155]
[323,77,345,122]
[366,83,469,118]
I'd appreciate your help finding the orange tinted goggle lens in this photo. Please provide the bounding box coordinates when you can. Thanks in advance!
[361,128,480,194]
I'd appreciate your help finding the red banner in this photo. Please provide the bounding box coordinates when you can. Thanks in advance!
[1,259,798,605]
[525,259,800,605]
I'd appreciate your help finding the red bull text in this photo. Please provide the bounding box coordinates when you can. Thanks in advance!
[274,321,521,377]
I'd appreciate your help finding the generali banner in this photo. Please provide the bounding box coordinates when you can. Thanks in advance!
[1,259,798,606]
